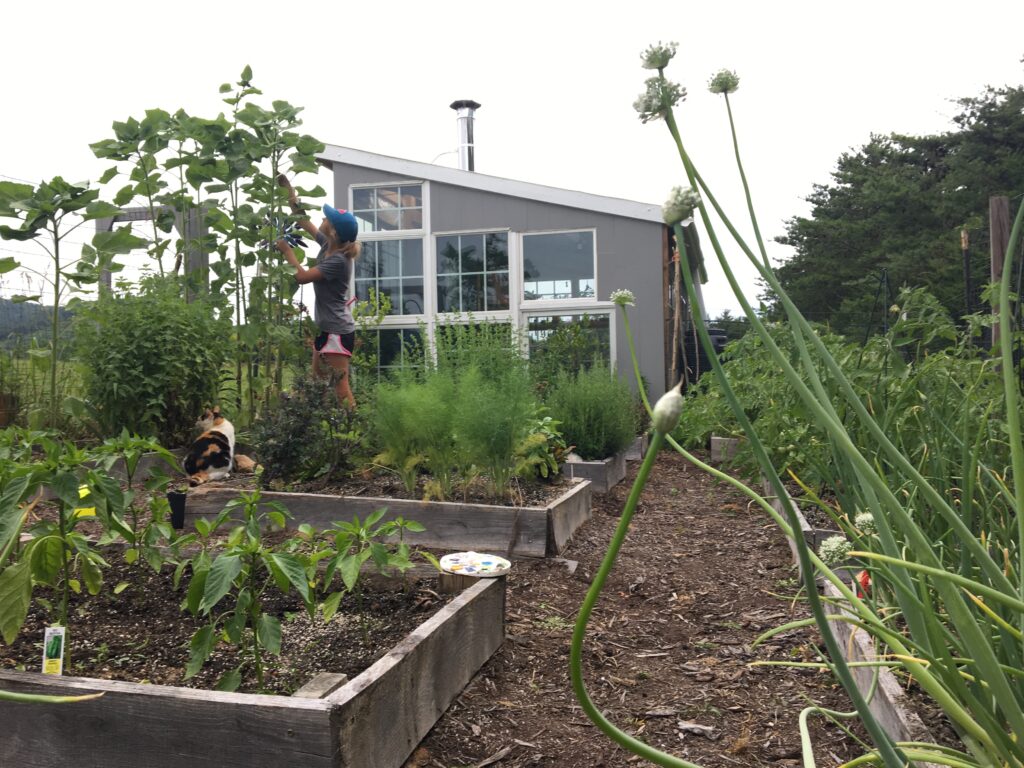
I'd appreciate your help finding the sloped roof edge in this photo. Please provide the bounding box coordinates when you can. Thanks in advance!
[317,144,664,224]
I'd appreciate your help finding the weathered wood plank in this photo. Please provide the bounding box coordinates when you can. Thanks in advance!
[823,582,935,745]
[186,484,594,558]
[0,671,335,768]
[548,481,592,555]
[562,452,627,493]
[292,672,350,699]
[328,577,506,768]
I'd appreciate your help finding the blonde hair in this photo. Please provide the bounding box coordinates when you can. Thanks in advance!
[323,223,361,260]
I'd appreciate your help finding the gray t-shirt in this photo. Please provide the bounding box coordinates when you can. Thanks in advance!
[312,233,355,334]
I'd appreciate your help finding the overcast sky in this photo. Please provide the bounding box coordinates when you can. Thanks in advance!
[2,0,1022,316]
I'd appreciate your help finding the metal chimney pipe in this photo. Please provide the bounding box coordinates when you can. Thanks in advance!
[450,100,481,171]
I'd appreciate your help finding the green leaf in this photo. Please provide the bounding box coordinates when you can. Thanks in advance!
[12,295,40,304]
[124,548,139,564]
[339,554,361,592]
[214,667,242,691]
[240,65,253,84]
[50,471,81,508]
[322,590,344,623]
[80,555,103,595]
[186,566,208,615]
[83,201,122,220]
[31,537,64,584]
[185,624,215,679]
[0,256,17,274]
[0,476,30,558]
[268,552,312,605]
[98,166,119,184]
[199,554,242,613]
[0,560,32,644]
[256,614,281,655]
[0,225,40,241]
[113,581,129,595]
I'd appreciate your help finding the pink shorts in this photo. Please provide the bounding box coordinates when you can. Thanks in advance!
[314,331,354,357]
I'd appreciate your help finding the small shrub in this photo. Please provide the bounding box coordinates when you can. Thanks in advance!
[546,365,639,460]
[452,364,537,499]
[253,371,365,485]
[74,276,231,446]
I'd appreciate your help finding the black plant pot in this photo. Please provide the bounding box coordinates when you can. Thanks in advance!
[167,490,187,530]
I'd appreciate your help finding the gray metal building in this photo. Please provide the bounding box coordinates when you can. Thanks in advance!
[317,141,675,398]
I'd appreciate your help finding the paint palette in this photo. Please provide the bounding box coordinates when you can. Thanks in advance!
[439,551,511,578]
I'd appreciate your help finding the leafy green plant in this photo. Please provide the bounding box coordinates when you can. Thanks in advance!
[252,371,366,485]
[325,510,437,636]
[182,489,325,691]
[514,408,568,481]
[0,436,124,669]
[90,429,180,571]
[452,364,537,500]
[545,365,638,460]
[372,377,428,494]
[0,178,141,428]
[74,275,231,445]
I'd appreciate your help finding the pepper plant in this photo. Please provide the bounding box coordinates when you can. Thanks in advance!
[182,489,327,691]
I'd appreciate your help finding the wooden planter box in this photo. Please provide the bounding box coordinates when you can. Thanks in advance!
[709,435,741,463]
[0,577,505,768]
[822,581,936,745]
[761,476,850,584]
[624,433,650,461]
[187,479,592,558]
[562,451,627,494]
[760,475,936,746]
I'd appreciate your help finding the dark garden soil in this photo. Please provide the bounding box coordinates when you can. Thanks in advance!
[3,562,451,695]
[5,448,960,767]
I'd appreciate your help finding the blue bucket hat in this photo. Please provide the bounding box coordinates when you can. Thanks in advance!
[322,204,359,243]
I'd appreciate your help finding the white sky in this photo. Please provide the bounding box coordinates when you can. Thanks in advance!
[1,0,1022,317]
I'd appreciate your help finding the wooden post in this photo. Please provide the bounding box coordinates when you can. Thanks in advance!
[990,196,1010,346]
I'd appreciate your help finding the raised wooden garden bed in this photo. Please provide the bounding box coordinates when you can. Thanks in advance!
[186,479,592,557]
[562,451,627,494]
[710,435,741,463]
[0,576,505,768]
[761,475,937,747]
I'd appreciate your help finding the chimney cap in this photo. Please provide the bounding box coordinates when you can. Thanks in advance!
[450,100,481,111]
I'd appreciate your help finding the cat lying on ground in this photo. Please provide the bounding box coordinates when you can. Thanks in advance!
[183,407,258,486]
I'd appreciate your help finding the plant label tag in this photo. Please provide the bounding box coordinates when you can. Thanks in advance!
[42,626,66,675]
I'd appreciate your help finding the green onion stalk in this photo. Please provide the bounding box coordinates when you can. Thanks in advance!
[570,40,1024,768]
[678,55,1022,767]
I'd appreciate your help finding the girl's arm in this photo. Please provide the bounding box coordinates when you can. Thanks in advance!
[277,174,320,238]
[275,239,323,284]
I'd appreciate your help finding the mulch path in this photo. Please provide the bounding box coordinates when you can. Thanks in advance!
[409,448,870,768]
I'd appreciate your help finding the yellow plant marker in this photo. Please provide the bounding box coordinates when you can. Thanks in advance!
[73,484,95,518]
[42,626,65,675]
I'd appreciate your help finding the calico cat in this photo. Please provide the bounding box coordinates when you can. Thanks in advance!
[183,407,236,486]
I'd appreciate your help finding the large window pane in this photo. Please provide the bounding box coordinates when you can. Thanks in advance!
[527,313,610,372]
[522,231,595,300]
[460,234,484,273]
[487,272,510,310]
[434,231,510,315]
[437,236,460,274]
[402,239,423,276]
[437,275,460,312]
[355,239,424,316]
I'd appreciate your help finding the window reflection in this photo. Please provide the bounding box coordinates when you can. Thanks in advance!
[522,231,595,300]
[435,231,510,312]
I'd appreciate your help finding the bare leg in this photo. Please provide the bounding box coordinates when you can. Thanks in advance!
[321,353,355,410]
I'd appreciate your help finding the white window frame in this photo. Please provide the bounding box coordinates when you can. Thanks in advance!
[349,181,430,328]
[349,180,427,235]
